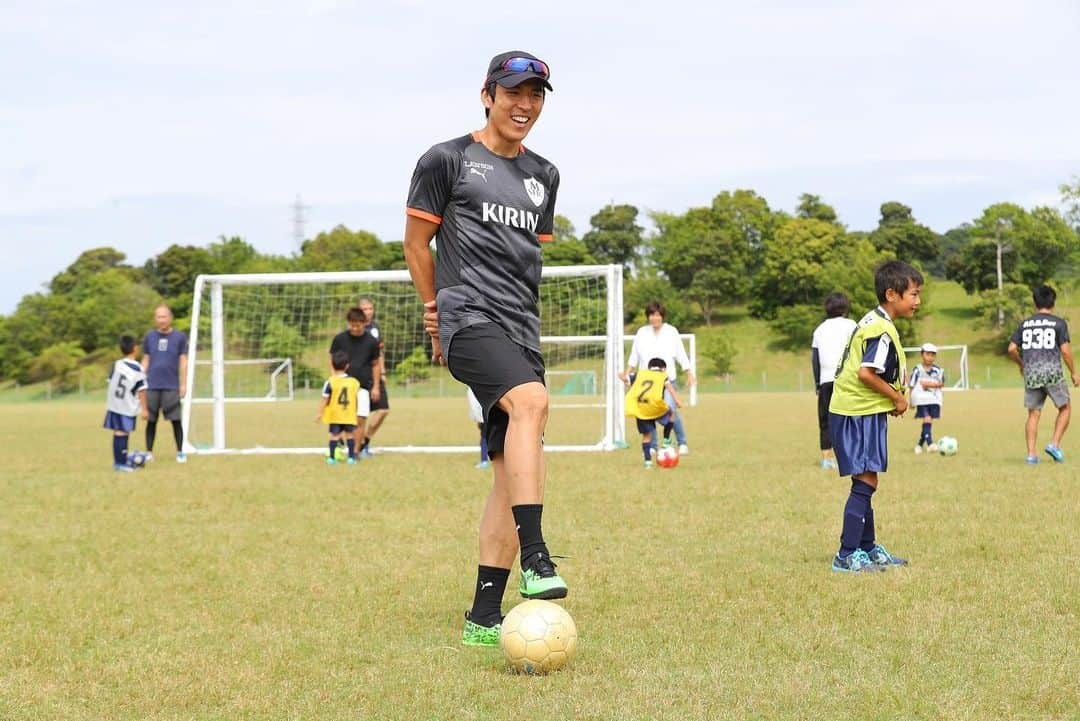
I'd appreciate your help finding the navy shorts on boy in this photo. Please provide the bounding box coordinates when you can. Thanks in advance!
[636,412,673,435]
[328,423,357,434]
[103,411,137,433]
[828,412,888,477]
[914,404,941,419]
[446,322,545,458]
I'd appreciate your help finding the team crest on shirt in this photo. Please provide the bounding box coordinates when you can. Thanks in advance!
[523,177,545,207]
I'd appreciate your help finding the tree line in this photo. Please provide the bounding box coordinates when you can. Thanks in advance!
[2,183,1078,389]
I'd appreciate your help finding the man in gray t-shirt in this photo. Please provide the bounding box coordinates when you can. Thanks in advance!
[1007,285,1079,463]
[404,50,566,647]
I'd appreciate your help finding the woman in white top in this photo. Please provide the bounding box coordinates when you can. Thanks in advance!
[811,292,857,469]
[619,301,697,454]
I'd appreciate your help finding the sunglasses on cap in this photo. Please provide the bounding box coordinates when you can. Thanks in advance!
[500,57,549,77]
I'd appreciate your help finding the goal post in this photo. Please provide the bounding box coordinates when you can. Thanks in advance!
[182,265,625,454]
[902,344,969,390]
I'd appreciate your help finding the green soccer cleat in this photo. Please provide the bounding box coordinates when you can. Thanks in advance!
[461,612,500,647]
[519,553,568,600]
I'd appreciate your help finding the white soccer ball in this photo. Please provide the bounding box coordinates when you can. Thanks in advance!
[656,445,680,469]
[937,436,958,456]
[499,599,578,674]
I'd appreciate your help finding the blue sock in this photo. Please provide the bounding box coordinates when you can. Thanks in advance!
[479,430,489,462]
[839,480,875,556]
[922,423,932,445]
[859,505,876,552]
[113,435,128,465]
[329,439,337,458]
[642,442,652,462]
[346,439,356,459]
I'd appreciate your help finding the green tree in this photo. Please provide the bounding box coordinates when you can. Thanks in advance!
[796,193,839,224]
[948,203,1077,296]
[26,342,86,390]
[1060,176,1080,230]
[207,236,260,273]
[145,244,216,299]
[72,270,162,351]
[50,247,133,296]
[299,225,384,271]
[582,204,644,272]
[652,190,777,324]
[869,201,940,264]
[622,271,695,330]
[972,282,1034,346]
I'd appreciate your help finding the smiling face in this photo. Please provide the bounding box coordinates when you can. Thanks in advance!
[885,281,922,319]
[482,78,545,147]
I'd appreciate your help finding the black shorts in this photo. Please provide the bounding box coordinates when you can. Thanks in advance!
[635,413,671,435]
[146,389,182,421]
[446,322,545,458]
[371,379,389,411]
[914,404,941,419]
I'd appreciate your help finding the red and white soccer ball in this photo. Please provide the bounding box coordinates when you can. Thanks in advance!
[499,599,578,674]
[656,445,680,469]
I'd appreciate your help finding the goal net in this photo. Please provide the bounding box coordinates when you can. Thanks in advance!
[902,344,969,391]
[182,266,625,454]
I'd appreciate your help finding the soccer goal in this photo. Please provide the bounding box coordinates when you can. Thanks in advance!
[902,344,969,390]
[181,265,626,454]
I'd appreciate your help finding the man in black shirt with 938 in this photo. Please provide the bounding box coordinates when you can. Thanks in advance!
[404,50,566,649]
[328,307,381,457]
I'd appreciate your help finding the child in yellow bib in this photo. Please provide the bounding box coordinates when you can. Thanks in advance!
[317,351,362,464]
[626,357,682,468]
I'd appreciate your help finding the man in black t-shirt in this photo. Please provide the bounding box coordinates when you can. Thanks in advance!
[357,297,388,457]
[1007,285,1079,463]
[403,50,565,648]
[329,307,381,457]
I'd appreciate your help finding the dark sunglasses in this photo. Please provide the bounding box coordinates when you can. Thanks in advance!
[501,57,549,77]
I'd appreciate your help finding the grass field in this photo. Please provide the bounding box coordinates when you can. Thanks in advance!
[1,392,1078,720]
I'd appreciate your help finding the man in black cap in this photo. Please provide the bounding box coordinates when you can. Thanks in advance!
[403,51,565,648]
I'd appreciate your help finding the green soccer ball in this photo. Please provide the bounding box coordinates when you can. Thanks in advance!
[937,436,958,456]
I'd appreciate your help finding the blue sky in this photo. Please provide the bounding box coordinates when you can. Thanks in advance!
[2,0,1078,313]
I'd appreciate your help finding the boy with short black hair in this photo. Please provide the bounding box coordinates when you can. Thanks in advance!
[811,291,857,469]
[625,357,681,468]
[1007,284,1079,464]
[828,260,923,572]
[317,350,362,465]
[104,335,148,472]
[909,342,945,453]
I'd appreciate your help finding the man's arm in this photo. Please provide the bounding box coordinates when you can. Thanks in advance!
[811,348,821,393]
[404,215,442,364]
[371,353,382,401]
[1007,342,1023,374]
[672,330,695,386]
[1061,341,1079,385]
[178,353,188,397]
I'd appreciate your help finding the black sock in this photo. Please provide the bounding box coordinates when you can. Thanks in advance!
[839,480,875,556]
[860,504,876,552]
[641,442,652,462]
[663,422,674,441]
[346,439,356,459]
[512,504,548,566]
[171,420,183,451]
[146,421,157,452]
[113,435,128,465]
[469,565,510,626]
[361,437,370,451]
[922,423,932,445]
[329,439,338,458]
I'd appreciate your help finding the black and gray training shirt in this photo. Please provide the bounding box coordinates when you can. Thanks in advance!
[406,132,559,353]
[1010,312,1071,388]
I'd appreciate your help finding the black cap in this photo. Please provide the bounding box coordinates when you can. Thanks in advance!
[486,51,553,91]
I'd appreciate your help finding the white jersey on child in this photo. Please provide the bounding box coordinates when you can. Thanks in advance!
[106,359,147,416]
[908,364,944,407]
